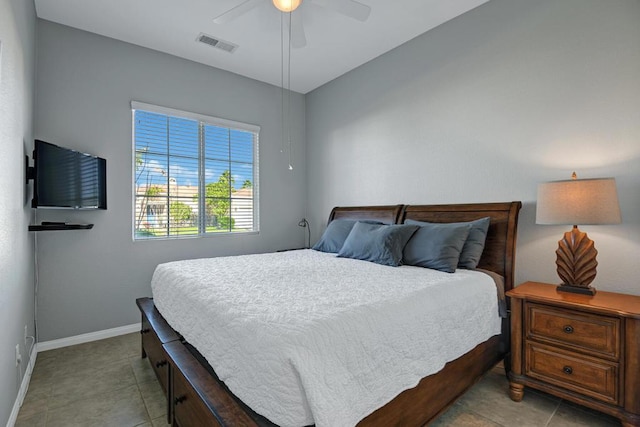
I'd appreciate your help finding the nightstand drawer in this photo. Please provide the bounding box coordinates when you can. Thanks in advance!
[527,303,620,360]
[526,343,619,405]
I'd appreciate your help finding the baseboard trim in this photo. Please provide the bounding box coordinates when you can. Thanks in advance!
[37,323,140,352]
[6,344,38,427]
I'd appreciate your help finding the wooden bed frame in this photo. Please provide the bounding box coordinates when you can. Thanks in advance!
[138,201,521,426]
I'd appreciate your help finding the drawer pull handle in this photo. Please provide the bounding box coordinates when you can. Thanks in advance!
[563,366,573,375]
[155,360,167,368]
[175,396,187,405]
[563,325,574,334]
[140,328,150,334]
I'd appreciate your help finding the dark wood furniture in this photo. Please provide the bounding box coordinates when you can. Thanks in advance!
[328,204,404,225]
[136,298,181,424]
[137,201,521,427]
[164,341,259,427]
[507,281,640,427]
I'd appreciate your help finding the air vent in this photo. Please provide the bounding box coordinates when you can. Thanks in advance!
[196,33,238,53]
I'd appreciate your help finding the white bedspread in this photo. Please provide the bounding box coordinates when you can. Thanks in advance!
[151,249,501,427]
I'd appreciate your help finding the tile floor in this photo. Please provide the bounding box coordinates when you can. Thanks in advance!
[15,333,621,426]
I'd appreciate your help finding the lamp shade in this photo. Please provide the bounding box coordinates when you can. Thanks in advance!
[536,178,621,225]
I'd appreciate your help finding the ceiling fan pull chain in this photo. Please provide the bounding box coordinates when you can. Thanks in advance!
[287,10,294,171]
[280,12,286,155]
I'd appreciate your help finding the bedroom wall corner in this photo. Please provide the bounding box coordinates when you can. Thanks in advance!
[305,0,640,295]
[33,20,307,342]
[0,0,37,425]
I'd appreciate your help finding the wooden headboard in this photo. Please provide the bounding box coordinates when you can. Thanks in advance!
[328,205,403,225]
[328,202,522,292]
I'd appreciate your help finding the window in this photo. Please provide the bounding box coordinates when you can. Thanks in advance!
[132,101,259,240]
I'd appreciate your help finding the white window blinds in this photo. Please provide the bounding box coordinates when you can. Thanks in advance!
[132,101,259,240]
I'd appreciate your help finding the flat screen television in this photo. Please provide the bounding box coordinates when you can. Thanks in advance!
[32,140,107,209]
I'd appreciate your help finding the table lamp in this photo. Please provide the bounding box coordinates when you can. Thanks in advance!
[536,172,621,295]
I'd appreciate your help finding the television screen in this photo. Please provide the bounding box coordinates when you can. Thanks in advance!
[32,140,107,209]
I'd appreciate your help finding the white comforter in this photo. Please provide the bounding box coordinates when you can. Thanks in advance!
[151,249,501,427]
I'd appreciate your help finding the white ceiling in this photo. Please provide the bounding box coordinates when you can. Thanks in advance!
[34,0,489,94]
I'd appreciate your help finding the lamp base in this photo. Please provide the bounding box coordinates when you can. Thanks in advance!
[555,225,598,288]
[556,284,596,296]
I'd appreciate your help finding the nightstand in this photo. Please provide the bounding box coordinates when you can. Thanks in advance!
[507,282,640,427]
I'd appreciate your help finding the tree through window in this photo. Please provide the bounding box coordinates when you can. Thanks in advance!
[132,102,259,240]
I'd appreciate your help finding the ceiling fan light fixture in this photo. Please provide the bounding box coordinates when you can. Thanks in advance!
[272,0,302,13]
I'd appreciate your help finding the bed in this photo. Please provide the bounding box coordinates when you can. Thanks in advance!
[137,201,521,426]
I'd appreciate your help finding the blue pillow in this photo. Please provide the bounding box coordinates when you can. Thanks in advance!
[312,219,357,253]
[312,219,383,253]
[402,220,472,273]
[457,217,491,269]
[337,222,419,267]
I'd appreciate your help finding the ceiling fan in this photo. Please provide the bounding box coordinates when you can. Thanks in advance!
[213,0,371,48]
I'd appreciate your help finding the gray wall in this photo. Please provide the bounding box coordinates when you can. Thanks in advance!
[306,0,640,295]
[28,0,640,344]
[34,21,306,341]
[0,0,36,423]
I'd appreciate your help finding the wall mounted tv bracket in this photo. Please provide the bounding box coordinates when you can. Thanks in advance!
[26,155,35,184]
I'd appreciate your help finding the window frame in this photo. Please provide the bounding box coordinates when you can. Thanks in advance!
[131,101,260,241]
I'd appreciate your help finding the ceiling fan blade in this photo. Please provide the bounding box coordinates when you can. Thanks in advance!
[290,11,307,48]
[213,0,262,24]
[313,0,371,22]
